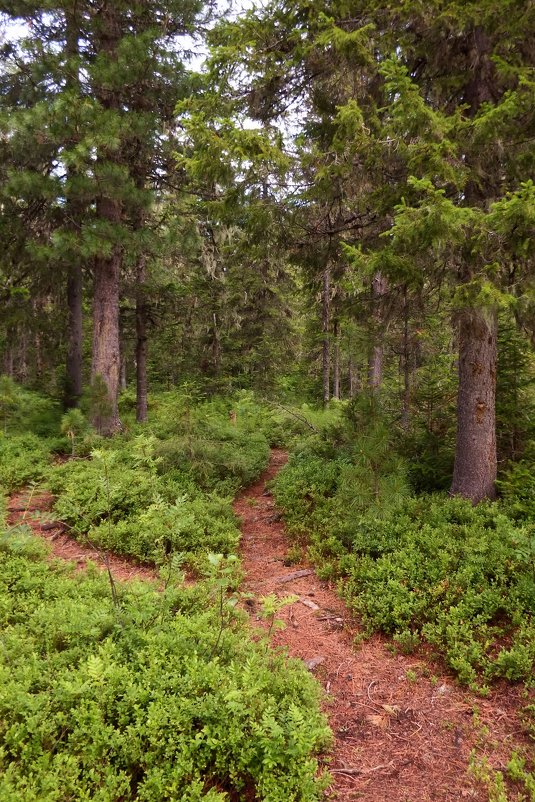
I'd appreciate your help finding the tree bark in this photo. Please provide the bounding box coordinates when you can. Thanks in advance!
[3,328,14,377]
[332,319,341,400]
[63,8,83,409]
[322,263,330,405]
[401,285,410,431]
[450,29,498,502]
[90,3,122,435]
[65,263,83,407]
[136,253,148,422]
[450,307,497,503]
[120,352,127,391]
[91,218,122,434]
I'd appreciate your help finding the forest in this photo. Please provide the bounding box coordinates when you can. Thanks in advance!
[0,1,534,800]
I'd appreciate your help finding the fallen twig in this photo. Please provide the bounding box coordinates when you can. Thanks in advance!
[274,569,314,583]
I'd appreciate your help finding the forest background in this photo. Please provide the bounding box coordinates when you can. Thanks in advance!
[1,2,535,801]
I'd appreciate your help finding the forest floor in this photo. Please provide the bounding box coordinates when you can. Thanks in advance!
[234,450,532,802]
[6,450,533,802]
[7,488,159,583]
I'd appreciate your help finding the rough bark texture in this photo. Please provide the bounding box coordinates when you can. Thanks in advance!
[90,4,122,435]
[3,330,14,377]
[63,9,83,409]
[450,307,497,503]
[450,28,498,502]
[136,254,148,423]
[322,264,330,405]
[91,219,121,435]
[119,353,127,391]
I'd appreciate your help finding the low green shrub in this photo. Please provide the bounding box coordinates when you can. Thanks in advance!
[499,446,535,521]
[155,428,269,495]
[88,494,240,568]
[274,441,535,687]
[116,390,272,494]
[272,397,409,546]
[0,531,330,802]
[0,376,61,437]
[50,438,241,568]
[0,433,54,491]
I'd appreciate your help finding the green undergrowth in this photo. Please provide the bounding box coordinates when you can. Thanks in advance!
[0,529,330,802]
[0,384,334,800]
[0,377,66,492]
[272,400,535,691]
[0,433,55,493]
[1,385,278,570]
[48,437,241,571]
[47,389,279,570]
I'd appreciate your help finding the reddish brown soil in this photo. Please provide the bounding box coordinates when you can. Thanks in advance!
[7,488,159,583]
[234,450,533,802]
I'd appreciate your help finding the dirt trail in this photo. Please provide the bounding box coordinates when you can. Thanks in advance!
[234,450,531,802]
[7,489,159,583]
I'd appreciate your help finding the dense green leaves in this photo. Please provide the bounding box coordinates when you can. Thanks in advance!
[0,537,330,801]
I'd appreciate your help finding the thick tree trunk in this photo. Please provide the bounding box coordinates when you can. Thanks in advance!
[65,264,83,407]
[322,264,330,405]
[136,254,148,422]
[450,31,497,502]
[332,319,340,400]
[63,9,83,409]
[368,271,387,392]
[91,222,121,434]
[450,307,497,503]
[90,4,122,435]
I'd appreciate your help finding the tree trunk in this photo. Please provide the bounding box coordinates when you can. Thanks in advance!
[450,307,497,503]
[91,223,121,434]
[368,271,387,392]
[63,9,83,409]
[322,264,330,405]
[401,285,410,431]
[136,254,148,422]
[90,4,122,435]
[368,343,383,391]
[65,264,83,407]
[17,329,28,383]
[450,31,497,502]
[332,319,340,400]
[3,328,14,377]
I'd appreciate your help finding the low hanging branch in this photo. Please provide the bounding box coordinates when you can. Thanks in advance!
[265,400,322,434]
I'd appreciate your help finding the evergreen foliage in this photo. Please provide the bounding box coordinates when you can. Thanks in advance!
[1,1,535,797]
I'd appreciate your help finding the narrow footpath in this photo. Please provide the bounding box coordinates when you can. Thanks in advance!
[234,450,530,802]
[7,488,159,583]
